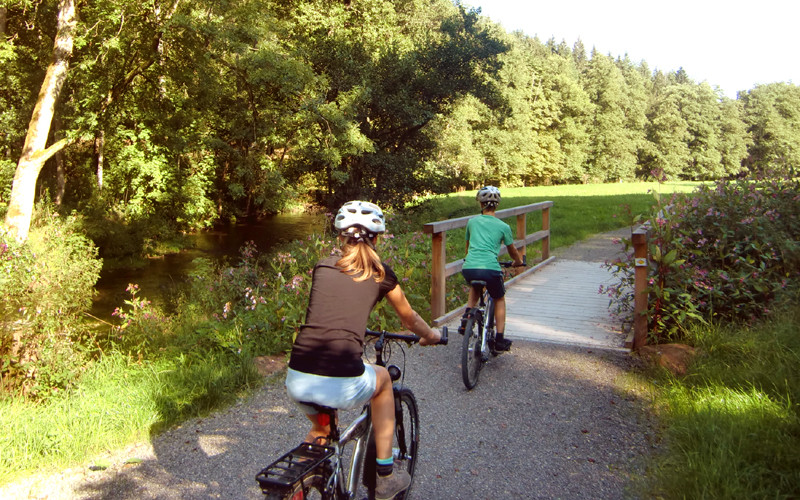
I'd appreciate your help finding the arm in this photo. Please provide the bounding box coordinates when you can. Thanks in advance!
[385,285,441,346]
[507,244,525,267]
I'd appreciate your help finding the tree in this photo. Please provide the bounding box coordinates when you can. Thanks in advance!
[642,84,691,179]
[716,97,751,177]
[741,82,800,176]
[5,0,75,241]
[582,50,639,182]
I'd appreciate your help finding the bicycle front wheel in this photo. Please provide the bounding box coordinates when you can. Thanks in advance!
[393,387,420,500]
[461,312,483,390]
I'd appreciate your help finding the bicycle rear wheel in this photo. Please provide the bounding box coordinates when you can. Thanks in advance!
[393,387,420,500]
[461,311,483,389]
[263,472,329,500]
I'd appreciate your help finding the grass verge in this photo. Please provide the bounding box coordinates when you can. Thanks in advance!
[640,304,800,499]
[0,350,259,484]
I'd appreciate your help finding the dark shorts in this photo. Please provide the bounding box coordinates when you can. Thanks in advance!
[462,268,505,299]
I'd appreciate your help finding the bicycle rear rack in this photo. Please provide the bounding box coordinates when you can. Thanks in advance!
[256,442,334,493]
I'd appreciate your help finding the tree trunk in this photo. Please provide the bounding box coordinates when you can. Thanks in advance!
[4,0,76,241]
[54,116,65,205]
[95,130,105,190]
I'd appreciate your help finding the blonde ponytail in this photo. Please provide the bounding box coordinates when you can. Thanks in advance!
[337,239,385,283]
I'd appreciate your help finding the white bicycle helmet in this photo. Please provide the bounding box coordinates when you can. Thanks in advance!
[476,186,501,205]
[334,200,386,235]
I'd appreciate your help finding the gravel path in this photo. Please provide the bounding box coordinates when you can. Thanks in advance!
[3,228,658,500]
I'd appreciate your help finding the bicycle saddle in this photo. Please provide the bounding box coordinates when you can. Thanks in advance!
[298,401,337,413]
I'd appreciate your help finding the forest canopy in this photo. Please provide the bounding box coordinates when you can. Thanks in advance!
[1,0,798,247]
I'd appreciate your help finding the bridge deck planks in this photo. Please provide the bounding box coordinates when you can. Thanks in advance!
[503,259,629,351]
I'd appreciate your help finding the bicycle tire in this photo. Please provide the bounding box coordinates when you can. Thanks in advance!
[263,472,330,500]
[484,297,497,356]
[363,388,420,500]
[393,387,420,500]
[461,311,483,389]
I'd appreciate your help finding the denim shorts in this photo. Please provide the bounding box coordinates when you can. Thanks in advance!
[462,268,505,299]
[285,365,377,415]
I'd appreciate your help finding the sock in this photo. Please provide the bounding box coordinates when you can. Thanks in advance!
[496,332,504,340]
[376,457,393,477]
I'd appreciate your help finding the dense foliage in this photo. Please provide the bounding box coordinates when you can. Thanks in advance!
[603,174,800,342]
[0,206,102,397]
[2,1,799,254]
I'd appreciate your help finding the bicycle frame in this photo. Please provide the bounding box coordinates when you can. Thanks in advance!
[331,405,373,499]
[257,328,446,499]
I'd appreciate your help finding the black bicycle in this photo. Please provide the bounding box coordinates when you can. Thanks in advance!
[256,327,447,500]
[460,259,524,390]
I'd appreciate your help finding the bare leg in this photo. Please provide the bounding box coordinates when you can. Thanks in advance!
[467,286,479,308]
[370,365,395,460]
[494,296,506,334]
[302,413,331,445]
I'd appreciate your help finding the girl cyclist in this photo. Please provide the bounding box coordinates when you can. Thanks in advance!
[285,200,441,500]
[461,186,525,351]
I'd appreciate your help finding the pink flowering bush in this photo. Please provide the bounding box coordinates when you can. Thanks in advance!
[176,226,439,356]
[1,209,102,398]
[110,283,169,355]
[603,174,800,342]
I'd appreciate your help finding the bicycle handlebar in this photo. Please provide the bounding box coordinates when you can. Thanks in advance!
[499,254,527,268]
[366,326,449,346]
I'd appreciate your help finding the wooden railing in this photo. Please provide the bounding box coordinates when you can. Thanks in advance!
[423,201,556,326]
[631,223,651,350]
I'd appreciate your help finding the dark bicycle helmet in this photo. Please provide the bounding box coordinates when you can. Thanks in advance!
[476,186,501,205]
[334,200,386,236]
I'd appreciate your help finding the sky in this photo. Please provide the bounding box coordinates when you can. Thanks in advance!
[467,0,799,99]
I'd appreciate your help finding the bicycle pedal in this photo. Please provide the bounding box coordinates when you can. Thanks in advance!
[256,442,334,492]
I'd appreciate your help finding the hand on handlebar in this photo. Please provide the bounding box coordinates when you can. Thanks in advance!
[419,326,448,346]
[418,328,440,346]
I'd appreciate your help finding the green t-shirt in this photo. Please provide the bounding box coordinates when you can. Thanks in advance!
[463,214,513,271]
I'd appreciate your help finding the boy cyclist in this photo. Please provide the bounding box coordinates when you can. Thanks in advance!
[461,186,524,351]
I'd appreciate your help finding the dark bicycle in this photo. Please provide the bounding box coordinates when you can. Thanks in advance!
[256,327,448,500]
[460,259,524,390]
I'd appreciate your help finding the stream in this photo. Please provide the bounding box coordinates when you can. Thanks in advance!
[90,213,326,322]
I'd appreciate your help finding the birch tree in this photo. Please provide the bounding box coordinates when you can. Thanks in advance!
[4,0,75,241]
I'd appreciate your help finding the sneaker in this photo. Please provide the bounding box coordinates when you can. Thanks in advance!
[375,469,411,500]
[494,338,512,351]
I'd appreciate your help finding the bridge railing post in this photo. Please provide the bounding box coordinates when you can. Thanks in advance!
[632,224,651,350]
[430,230,446,321]
[515,213,527,260]
[542,206,550,260]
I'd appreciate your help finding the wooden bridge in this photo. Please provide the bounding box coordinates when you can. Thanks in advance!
[424,204,638,352]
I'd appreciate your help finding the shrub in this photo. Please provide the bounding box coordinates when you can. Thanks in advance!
[0,208,102,398]
[603,174,800,342]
